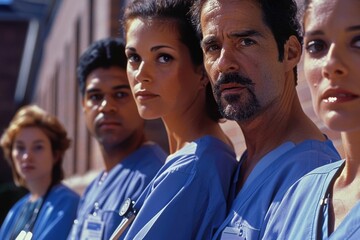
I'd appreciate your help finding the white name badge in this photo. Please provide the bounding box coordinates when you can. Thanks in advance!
[81,215,105,240]
[220,227,246,240]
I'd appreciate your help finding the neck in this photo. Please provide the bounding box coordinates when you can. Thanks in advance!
[163,115,231,154]
[237,94,325,189]
[339,131,360,181]
[100,132,146,171]
[328,131,360,233]
[161,87,233,153]
[27,178,52,202]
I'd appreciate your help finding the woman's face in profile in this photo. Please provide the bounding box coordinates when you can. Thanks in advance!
[12,127,54,186]
[125,18,204,120]
[303,0,360,132]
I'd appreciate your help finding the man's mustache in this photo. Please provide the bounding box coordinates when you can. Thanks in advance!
[213,72,254,93]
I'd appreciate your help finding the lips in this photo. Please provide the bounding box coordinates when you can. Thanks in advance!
[96,117,122,130]
[134,90,159,101]
[21,163,35,172]
[220,83,246,95]
[322,89,359,103]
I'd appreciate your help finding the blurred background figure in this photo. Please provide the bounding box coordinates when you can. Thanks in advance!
[0,104,79,239]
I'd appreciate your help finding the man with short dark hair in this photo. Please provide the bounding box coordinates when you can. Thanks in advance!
[68,37,166,240]
[191,0,341,239]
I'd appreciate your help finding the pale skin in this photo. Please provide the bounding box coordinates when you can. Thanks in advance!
[12,127,55,202]
[304,0,360,233]
[200,0,325,189]
[125,19,232,154]
[82,67,146,171]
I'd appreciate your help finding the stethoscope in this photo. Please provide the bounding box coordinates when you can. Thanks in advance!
[109,198,137,240]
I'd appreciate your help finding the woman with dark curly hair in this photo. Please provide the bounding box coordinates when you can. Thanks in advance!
[110,0,238,239]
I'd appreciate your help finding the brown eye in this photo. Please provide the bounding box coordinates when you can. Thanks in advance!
[351,36,360,48]
[89,93,103,102]
[158,54,173,63]
[127,53,141,63]
[305,40,327,54]
[240,38,256,46]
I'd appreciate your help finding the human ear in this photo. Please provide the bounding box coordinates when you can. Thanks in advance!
[196,65,209,89]
[53,151,61,164]
[284,35,302,72]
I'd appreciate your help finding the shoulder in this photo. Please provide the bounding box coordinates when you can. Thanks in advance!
[246,141,341,201]
[124,142,167,170]
[272,139,341,171]
[142,142,167,156]
[135,142,167,162]
[48,184,80,202]
[163,136,237,178]
[282,161,344,201]
[189,135,236,162]
[10,193,29,207]
[289,138,340,160]
[297,160,344,181]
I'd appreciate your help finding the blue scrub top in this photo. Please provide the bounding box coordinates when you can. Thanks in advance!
[123,135,238,240]
[213,138,341,240]
[0,184,80,240]
[263,160,360,240]
[69,142,166,240]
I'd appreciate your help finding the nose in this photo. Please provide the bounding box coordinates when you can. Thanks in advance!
[216,47,240,74]
[322,43,348,79]
[134,61,152,83]
[21,152,30,161]
[99,97,116,113]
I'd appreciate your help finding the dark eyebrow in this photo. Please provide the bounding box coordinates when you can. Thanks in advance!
[125,45,175,52]
[347,25,360,32]
[125,46,136,52]
[229,29,262,38]
[151,45,175,51]
[86,85,130,94]
[33,139,45,144]
[14,139,45,145]
[304,30,323,38]
[113,85,131,91]
[201,29,263,48]
[305,25,360,38]
[201,36,217,49]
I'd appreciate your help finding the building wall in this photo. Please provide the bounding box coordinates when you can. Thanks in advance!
[35,0,127,193]
[0,20,29,183]
[33,0,343,193]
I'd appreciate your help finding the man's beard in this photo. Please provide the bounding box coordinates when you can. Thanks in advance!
[213,72,261,122]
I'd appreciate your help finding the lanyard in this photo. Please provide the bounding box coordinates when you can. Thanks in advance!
[11,186,52,240]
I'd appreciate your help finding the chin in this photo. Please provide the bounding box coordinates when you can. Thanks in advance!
[138,109,161,120]
[326,121,359,133]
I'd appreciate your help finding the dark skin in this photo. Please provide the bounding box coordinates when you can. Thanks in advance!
[82,67,147,171]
